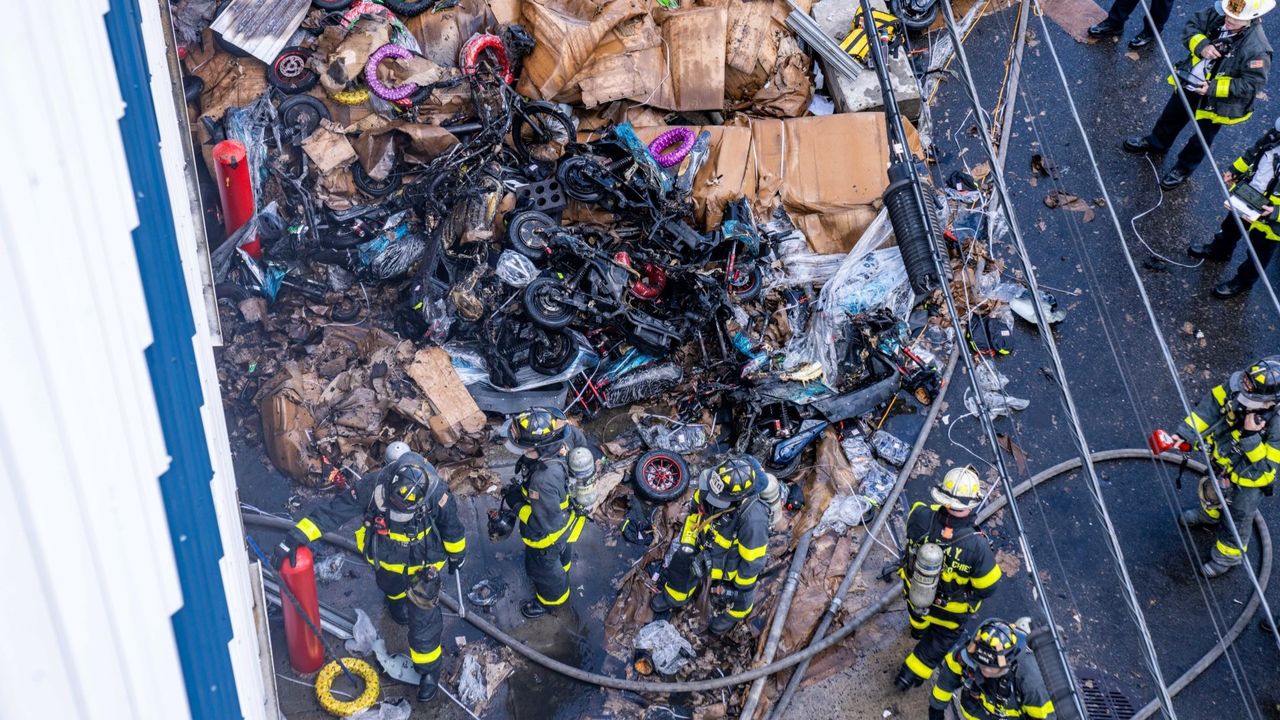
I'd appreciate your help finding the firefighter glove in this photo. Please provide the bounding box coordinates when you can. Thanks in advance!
[448,555,466,574]
[271,540,299,569]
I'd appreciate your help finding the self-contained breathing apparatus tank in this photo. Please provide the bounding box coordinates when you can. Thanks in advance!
[568,446,598,509]
[907,542,944,611]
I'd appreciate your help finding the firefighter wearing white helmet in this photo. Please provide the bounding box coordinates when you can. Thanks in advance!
[895,465,1003,692]
[1122,0,1272,189]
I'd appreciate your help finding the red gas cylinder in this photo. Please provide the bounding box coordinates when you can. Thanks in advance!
[212,139,260,259]
[279,546,325,673]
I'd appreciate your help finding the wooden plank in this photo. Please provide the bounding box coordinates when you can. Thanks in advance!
[405,347,487,441]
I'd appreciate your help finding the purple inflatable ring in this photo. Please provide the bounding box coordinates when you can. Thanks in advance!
[365,44,418,102]
[647,127,697,168]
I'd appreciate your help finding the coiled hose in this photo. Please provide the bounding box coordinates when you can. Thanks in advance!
[883,161,948,297]
[241,451,1269,703]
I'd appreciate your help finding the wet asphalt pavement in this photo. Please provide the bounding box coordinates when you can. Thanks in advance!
[883,2,1280,716]
[233,4,1280,718]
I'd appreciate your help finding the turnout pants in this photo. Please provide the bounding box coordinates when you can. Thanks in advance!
[525,540,575,608]
[1104,0,1174,33]
[1193,477,1263,566]
[376,568,444,675]
[653,552,756,633]
[1208,214,1279,287]
[1147,92,1224,174]
[902,605,971,682]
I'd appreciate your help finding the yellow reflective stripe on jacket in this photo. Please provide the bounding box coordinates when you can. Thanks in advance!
[376,559,443,574]
[710,528,734,549]
[1189,32,1208,53]
[1215,75,1232,98]
[970,563,1002,590]
[566,515,587,544]
[932,685,954,704]
[944,652,962,673]
[296,517,323,542]
[710,567,726,580]
[1245,442,1269,463]
[442,537,466,554]
[733,573,757,588]
[1186,410,1211,434]
[737,542,767,562]
[387,528,429,543]
[1025,700,1056,719]
[519,504,577,548]
[1234,157,1252,173]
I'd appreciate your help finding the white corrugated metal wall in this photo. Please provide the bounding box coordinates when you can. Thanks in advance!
[0,2,267,718]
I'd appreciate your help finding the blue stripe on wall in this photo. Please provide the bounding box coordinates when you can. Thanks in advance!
[103,3,242,718]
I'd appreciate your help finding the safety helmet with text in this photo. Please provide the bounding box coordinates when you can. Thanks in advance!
[932,465,983,512]
[966,619,1020,671]
[701,455,758,509]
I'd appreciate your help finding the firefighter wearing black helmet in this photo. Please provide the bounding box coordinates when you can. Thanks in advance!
[1169,358,1280,577]
[273,449,466,703]
[649,455,771,636]
[929,619,1056,720]
[501,407,598,618]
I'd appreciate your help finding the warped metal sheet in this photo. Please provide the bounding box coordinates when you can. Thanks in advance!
[210,0,310,65]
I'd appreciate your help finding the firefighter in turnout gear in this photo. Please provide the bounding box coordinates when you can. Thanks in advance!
[1123,0,1273,189]
[273,448,466,703]
[895,466,1003,691]
[1188,116,1280,297]
[1170,359,1280,577]
[501,407,597,619]
[649,455,771,635]
[928,619,1056,720]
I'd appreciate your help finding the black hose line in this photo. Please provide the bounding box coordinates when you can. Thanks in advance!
[241,449,1269,700]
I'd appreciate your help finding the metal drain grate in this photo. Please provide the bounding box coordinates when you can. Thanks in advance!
[1077,672,1138,720]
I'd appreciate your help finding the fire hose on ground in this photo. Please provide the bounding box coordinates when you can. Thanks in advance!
[241,448,1270,708]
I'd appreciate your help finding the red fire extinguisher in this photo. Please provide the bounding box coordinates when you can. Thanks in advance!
[212,139,260,259]
[278,546,325,673]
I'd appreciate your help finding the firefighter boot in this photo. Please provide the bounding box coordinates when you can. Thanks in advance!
[416,668,439,702]
[1201,557,1236,578]
[893,664,925,691]
[1179,507,1212,529]
[649,593,675,622]
[521,599,552,618]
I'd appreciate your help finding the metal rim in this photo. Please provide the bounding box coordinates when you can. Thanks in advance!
[275,52,309,79]
[640,453,683,493]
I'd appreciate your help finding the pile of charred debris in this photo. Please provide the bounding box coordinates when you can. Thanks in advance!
[174,0,1023,715]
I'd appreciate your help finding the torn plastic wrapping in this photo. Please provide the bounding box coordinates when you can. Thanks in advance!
[632,620,695,676]
[636,414,709,454]
[357,224,427,280]
[871,430,910,467]
[224,96,278,208]
[458,654,487,708]
[767,232,848,289]
[349,699,411,720]
[965,362,1030,418]
[447,342,599,392]
[674,130,712,197]
[786,248,914,382]
[211,202,284,282]
[345,608,379,655]
[813,495,873,536]
[496,250,539,287]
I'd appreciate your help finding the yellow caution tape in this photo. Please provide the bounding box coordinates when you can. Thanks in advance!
[314,657,380,717]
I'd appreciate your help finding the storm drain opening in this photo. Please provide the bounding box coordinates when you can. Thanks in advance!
[1077,671,1138,720]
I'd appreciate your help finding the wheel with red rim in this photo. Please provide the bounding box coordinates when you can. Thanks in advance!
[633,450,690,503]
[727,264,763,301]
[269,46,319,94]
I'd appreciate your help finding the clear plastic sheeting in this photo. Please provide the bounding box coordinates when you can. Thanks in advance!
[965,363,1030,418]
[813,495,873,535]
[787,247,914,382]
[861,462,896,508]
[767,233,848,290]
[636,414,709,453]
[224,95,277,207]
[458,654,488,708]
[633,620,696,676]
[345,608,379,655]
[840,433,876,482]
[871,430,910,468]
[447,342,598,392]
[496,250,539,287]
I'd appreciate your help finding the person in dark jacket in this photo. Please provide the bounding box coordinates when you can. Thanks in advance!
[895,466,1003,691]
[650,454,771,635]
[1189,117,1280,297]
[1089,0,1176,50]
[274,446,466,702]
[1168,358,1280,577]
[929,619,1056,720]
[1123,0,1273,189]
[501,407,597,618]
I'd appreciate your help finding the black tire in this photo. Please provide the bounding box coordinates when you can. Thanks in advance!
[506,210,557,259]
[513,102,574,165]
[727,264,763,301]
[352,162,404,198]
[557,156,604,203]
[330,299,360,322]
[312,0,355,9]
[632,450,690,503]
[279,95,330,143]
[269,46,319,95]
[528,329,576,375]
[891,0,939,31]
[382,0,434,16]
[522,277,575,329]
[215,282,256,305]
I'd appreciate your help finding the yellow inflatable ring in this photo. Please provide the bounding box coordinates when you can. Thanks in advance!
[314,657,380,717]
[331,88,370,106]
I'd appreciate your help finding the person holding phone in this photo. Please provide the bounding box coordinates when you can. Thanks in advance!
[1123,0,1272,190]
